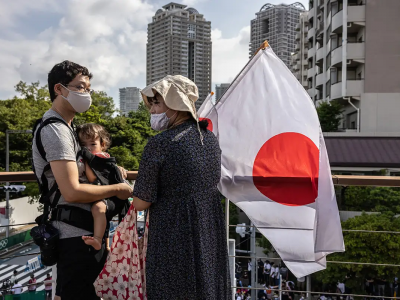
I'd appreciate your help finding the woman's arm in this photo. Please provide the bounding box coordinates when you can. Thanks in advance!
[131,196,151,211]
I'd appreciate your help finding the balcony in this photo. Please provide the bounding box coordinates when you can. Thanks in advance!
[332,5,366,33]
[307,27,315,40]
[316,73,324,87]
[331,79,364,100]
[308,7,315,21]
[308,47,316,59]
[316,47,324,62]
[331,42,365,67]
[307,87,315,97]
[307,68,315,79]
[296,32,301,41]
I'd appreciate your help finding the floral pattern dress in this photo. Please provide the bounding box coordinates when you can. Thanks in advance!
[133,121,231,300]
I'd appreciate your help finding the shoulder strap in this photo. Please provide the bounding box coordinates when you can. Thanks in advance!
[35,117,76,161]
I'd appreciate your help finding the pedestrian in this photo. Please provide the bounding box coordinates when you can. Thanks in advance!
[11,279,22,299]
[44,273,52,300]
[274,264,280,286]
[258,258,265,284]
[32,60,132,299]
[28,274,37,293]
[10,270,17,285]
[130,75,231,299]
[248,259,253,285]
[264,260,271,286]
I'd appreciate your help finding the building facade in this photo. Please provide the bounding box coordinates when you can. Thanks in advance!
[119,87,142,116]
[290,12,309,89]
[215,83,230,102]
[305,0,400,133]
[146,2,212,109]
[250,2,306,66]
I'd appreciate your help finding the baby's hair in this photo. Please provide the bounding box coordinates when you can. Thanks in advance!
[76,123,111,151]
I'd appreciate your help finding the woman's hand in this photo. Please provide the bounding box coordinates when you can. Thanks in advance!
[117,166,128,179]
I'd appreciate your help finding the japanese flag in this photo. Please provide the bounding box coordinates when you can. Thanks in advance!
[198,44,344,278]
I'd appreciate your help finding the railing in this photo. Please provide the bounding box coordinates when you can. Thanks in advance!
[2,172,400,188]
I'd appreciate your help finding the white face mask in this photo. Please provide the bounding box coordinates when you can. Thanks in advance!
[150,111,170,131]
[60,84,92,113]
[150,110,176,131]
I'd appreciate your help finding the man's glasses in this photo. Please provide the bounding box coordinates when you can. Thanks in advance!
[66,84,94,95]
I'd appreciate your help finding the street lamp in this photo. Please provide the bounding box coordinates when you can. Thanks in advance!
[5,130,32,237]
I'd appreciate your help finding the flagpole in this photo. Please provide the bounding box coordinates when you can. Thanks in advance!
[251,222,256,300]
[226,198,229,248]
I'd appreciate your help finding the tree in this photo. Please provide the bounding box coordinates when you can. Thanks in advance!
[343,186,400,214]
[314,213,400,293]
[316,101,343,132]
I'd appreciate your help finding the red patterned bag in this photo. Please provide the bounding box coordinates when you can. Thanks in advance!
[94,205,149,300]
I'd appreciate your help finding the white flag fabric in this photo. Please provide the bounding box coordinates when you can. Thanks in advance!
[198,45,344,278]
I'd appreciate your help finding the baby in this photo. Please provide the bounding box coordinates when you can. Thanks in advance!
[77,123,112,250]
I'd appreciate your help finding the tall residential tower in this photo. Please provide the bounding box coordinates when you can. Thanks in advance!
[249,2,306,66]
[119,87,142,116]
[146,3,212,108]
[305,0,400,133]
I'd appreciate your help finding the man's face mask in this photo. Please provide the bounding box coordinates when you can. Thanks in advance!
[60,84,92,113]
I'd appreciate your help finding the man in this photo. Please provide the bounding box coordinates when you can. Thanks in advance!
[10,270,17,285]
[264,260,271,286]
[11,279,22,299]
[32,61,132,299]
[248,259,253,286]
[28,273,37,293]
[44,273,52,300]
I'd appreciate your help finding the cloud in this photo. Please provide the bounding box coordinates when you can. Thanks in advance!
[0,0,154,103]
[211,26,251,86]
[181,0,209,6]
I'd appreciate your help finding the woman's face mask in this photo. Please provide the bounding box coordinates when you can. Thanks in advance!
[150,109,177,131]
[60,84,92,113]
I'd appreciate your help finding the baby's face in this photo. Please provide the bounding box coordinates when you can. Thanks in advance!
[80,136,103,154]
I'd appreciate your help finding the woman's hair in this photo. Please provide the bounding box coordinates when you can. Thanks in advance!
[76,123,111,150]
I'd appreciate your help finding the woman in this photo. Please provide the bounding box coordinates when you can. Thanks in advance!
[131,75,231,299]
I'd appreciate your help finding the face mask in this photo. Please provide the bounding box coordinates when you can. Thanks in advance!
[60,84,92,113]
[150,110,177,131]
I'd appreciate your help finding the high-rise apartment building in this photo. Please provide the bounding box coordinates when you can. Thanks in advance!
[249,3,306,66]
[119,87,142,116]
[290,12,309,89]
[146,2,212,109]
[215,83,230,102]
[305,0,400,133]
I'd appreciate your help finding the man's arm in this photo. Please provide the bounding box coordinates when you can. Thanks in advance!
[50,160,132,203]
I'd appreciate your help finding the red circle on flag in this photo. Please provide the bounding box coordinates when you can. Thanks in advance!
[199,118,213,131]
[252,132,319,206]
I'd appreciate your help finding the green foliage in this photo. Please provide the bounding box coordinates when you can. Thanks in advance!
[316,101,343,132]
[0,81,154,205]
[257,236,274,255]
[314,213,400,292]
[344,186,400,213]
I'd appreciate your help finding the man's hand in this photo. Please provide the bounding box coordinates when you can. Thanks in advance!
[116,183,133,200]
[117,166,128,179]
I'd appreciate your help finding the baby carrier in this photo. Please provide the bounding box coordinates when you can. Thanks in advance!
[30,117,130,265]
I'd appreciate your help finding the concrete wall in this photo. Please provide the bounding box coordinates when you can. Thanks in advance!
[0,197,41,233]
[365,0,400,93]
[361,93,400,133]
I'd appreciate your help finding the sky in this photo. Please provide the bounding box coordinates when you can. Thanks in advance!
[0,0,308,108]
